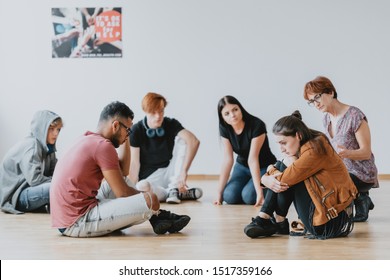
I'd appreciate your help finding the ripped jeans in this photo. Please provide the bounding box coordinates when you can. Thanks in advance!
[61,179,153,238]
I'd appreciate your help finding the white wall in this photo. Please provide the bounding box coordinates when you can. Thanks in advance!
[1,0,389,175]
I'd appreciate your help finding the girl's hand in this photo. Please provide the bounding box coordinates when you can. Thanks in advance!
[336,145,350,159]
[254,192,264,207]
[261,173,289,193]
[213,193,223,205]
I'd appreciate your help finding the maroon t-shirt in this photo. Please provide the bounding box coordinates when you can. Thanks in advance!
[50,131,120,228]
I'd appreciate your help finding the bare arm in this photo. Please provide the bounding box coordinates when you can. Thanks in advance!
[81,8,101,26]
[80,8,90,18]
[117,138,130,176]
[69,26,95,57]
[102,169,140,198]
[247,134,266,207]
[176,129,200,192]
[94,39,123,50]
[91,8,102,18]
[214,138,234,205]
[128,146,141,184]
[337,120,372,160]
[52,28,80,45]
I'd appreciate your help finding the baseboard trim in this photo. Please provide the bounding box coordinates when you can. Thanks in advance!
[189,174,390,180]
[188,174,219,180]
[379,174,390,180]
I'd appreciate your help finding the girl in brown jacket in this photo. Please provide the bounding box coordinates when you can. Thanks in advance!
[244,111,358,239]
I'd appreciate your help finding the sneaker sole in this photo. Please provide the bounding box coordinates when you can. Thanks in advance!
[352,216,368,222]
[168,216,191,233]
[290,229,307,237]
[276,229,290,235]
[166,198,181,204]
[244,226,277,238]
[152,221,173,235]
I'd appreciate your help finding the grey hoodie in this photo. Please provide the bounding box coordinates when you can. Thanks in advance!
[0,110,61,214]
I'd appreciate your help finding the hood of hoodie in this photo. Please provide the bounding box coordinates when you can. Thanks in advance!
[30,110,61,152]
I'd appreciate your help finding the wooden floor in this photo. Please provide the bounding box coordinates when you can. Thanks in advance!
[1,179,389,260]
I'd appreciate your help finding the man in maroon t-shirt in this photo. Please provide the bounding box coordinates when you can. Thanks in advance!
[50,101,190,237]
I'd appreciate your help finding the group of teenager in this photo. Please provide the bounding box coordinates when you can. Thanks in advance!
[0,76,379,240]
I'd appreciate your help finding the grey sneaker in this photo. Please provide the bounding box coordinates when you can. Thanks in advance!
[166,188,181,204]
[179,188,203,201]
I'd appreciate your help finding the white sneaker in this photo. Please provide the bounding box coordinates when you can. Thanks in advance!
[179,188,203,200]
[166,188,181,204]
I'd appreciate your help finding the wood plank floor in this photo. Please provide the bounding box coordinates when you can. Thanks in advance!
[1,179,389,260]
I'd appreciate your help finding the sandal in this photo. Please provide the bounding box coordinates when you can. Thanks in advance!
[289,220,307,236]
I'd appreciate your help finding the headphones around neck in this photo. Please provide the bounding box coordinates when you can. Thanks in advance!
[142,117,165,138]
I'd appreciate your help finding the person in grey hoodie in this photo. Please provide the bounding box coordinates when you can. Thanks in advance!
[0,110,63,214]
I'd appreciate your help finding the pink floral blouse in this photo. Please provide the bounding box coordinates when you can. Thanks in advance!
[323,106,378,185]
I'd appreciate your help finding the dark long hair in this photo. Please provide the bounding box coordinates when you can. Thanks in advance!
[217,95,255,129]
[273,110,329,155]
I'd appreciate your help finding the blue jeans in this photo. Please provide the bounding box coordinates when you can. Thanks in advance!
[16,183,50,212]
[223,162,267,205]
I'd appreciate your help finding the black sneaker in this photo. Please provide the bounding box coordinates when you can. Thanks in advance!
[149,213,173,235]
[179,188,203,201]
[158,209,191,233]
[270,217,290,235]
[244,216,278,238]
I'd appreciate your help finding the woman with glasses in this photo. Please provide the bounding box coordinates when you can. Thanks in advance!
[214,95,276,206]
[303,76,379,222]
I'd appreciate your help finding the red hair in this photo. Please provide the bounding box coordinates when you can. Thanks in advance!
[303,76,338,100]
[142,92,167,113]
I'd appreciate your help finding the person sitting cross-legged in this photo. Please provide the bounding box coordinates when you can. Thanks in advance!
[50,101,190,237]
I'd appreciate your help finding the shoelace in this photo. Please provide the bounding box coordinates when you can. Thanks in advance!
[180,189,196,199]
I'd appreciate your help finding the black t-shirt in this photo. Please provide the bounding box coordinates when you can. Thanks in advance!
[130,117,184,179]
[219,117,276,168]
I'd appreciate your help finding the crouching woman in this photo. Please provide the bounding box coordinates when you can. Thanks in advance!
[244,111,358,239]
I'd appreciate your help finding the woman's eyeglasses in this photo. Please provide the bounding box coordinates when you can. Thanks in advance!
[307,93,324,107]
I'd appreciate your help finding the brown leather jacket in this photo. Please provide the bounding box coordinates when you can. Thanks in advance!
[268,136,358,226]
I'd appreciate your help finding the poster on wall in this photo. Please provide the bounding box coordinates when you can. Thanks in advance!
[51,8,122,58]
